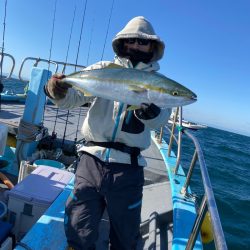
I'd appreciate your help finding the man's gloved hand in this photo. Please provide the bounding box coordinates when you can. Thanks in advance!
[45,74,71,100]
[135,103,161,120]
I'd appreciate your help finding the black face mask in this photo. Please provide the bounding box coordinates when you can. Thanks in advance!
[123,48,154,66]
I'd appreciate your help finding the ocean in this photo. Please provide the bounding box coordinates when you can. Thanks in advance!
[2,79,250,249]
[163,126,250,250]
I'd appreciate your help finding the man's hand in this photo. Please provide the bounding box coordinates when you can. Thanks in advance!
[45,74,71,100]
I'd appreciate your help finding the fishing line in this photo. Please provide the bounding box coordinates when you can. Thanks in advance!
[0,0,8,111]
[100,0,115,60]
[86,16,95,66]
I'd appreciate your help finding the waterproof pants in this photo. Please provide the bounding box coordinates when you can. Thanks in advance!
[64,152,144,250]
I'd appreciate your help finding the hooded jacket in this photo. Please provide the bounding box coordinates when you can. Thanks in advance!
[50,17,170,166]
[112,16,165,62]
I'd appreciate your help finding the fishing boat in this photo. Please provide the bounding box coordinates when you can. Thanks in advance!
[0,2,227,249]
[168,110,207,130]
[0,55,227,250]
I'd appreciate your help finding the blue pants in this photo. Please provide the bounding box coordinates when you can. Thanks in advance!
[64,152,144,250]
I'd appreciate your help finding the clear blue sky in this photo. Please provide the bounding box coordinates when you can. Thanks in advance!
[1,0,250,136]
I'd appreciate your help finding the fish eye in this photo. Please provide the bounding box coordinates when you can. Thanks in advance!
[172,91,179,96]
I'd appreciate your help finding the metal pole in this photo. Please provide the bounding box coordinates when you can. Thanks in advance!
[184,130,228,250]
[168,107,179,157]
[174,107,182,174]
[181,150,198,195]
[186,195,207,250]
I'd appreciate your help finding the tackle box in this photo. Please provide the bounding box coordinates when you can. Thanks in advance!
[6,165,74,240]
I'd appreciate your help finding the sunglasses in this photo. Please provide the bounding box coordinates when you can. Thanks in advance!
[124,38,151,46]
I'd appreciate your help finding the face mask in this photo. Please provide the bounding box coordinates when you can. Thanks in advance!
[124,48,154,66]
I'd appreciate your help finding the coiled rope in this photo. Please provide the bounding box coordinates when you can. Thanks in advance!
[16,119,47,165]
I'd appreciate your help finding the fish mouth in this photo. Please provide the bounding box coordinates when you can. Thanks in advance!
[190,94,197,101]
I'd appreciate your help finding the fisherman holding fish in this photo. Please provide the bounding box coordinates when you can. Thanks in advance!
[45,16,172,250]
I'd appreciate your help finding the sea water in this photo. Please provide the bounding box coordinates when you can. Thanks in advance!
[163,126,250,250]
[2,78,250,249]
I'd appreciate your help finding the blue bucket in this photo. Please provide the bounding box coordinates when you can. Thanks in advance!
[33,159,65,169]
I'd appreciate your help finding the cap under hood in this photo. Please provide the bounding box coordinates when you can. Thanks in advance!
[112,16,165,62]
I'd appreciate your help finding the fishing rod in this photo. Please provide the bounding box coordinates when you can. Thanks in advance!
[101,0,115,60]
[0,0,8,111]
[52,5,76,148]
[70,0,88,147]
[86,16,95,66]
[39,0,59,151]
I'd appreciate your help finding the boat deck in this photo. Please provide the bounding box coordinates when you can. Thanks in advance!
[14,139,173,250]
[0,101,87,140]
[1,101,173,249]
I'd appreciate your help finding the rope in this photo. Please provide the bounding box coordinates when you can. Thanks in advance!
[16,119,45,142]
[100,0,115,60]
[15,119,47,165]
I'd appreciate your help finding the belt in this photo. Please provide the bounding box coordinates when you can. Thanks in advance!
[85,141,141,166]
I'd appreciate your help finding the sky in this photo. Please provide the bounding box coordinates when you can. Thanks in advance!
[0,0,250,136]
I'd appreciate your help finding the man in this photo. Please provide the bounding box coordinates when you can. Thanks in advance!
[45,16,170,250]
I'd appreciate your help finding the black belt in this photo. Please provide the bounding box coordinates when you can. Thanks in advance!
[85,141,141,166]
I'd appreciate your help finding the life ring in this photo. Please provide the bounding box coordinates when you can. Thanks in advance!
[0,172,14,189]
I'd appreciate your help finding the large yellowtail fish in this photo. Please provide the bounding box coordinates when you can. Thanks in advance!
[61,63,197,108]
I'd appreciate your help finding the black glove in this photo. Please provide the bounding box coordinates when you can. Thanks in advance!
[135,103,161,120]
[44,74,71,100]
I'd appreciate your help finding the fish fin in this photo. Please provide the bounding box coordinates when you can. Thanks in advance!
[103,63,124,69]
[127,105,141,111]
[128,85,147,93]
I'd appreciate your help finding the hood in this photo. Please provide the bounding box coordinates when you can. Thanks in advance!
[112,16,165,62]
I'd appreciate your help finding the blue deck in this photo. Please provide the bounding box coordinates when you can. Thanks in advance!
[13,133,202,250]
[151,133,202,250]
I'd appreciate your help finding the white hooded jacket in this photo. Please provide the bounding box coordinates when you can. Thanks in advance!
[50,17,170,166]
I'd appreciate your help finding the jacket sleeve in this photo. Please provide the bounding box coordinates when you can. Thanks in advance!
[50,88,95,110]
[134,104,171,129]
[48,61,114,109]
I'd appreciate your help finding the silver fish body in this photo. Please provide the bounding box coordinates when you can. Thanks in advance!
[62,67,197,108]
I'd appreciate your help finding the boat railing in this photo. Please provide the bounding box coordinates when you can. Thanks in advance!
[19,57,86,82]
[0,52,15,78]
[161,107,227,250]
